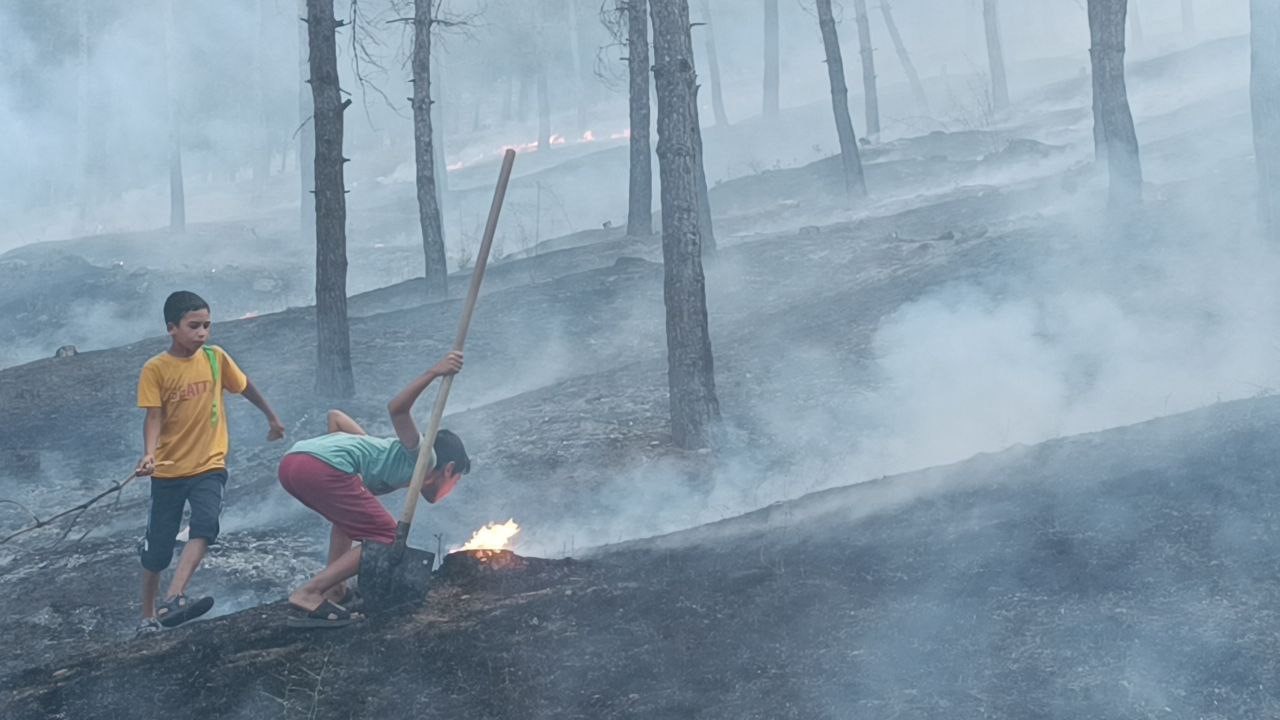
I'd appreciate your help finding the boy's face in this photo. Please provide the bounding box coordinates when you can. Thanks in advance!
[168,309,211,350]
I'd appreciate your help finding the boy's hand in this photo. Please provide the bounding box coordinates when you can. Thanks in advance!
[431,351,464,378]
[135,454,156,477]
[267,417,286,442]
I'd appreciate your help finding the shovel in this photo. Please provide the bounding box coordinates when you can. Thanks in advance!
[359,149,517,611]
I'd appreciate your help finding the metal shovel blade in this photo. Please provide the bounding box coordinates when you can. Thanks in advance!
[358,538,435,612]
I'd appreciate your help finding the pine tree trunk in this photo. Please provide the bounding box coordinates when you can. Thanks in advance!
[1253,0,1280,240]
[983,0,1010,111]
[852,0,879,139]
[1089,0,1142,208]
[1182,0,1195,42]
[816,0,867,199]
[517,72,531,121]
[253,0,272,196]
[567,0,588,132]
[537,69,552,150]
[307,0,355,399]
[650,0,720,450]
[763,0,780,120]
[697,0,729,127]
[880,1,929,116]
[75,0,91,224]
[298,0,316,244]
[432,53,448,194]
[1129,0,1144,55]
[414,0,448,300]
[165,0,185,232]
[625,0,654,238]
[501,74,514,124]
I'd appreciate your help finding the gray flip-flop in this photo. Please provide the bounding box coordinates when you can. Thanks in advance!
[286,600,360,629]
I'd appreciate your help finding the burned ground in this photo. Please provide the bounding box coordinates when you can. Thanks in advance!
[4,395,1280,719]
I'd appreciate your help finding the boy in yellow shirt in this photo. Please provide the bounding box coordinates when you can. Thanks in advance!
[133,291,286,635]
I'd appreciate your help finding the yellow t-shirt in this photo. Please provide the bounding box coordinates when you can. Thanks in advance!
[137,344,248,479]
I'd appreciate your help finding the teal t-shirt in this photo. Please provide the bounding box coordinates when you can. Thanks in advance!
[287,432,435,495]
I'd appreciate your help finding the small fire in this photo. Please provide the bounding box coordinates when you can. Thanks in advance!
[581,130,596,142]
[456,519,520,552]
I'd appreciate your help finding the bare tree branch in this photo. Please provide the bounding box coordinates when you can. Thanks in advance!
[0,469,145,546]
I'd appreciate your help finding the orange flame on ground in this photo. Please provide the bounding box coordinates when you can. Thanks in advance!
[456,519,520,552]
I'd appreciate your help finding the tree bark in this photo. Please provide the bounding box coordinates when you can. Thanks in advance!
[432,51,448,194]
[536,1,552,150]
[983,0,1010,111]
[1253,0,1280,240]
[1129,0,1144,54]
[1089,0,1142,208]
[414,0,448,300]
[852,0,879,139]
[816,0,867,199]
[697,0,729,127]
[567,0,589,132]
[307,0,355,398]
[1182,0,1195,42]
[75,0,91,223]
[625,0,654,238]
[763,0,780,120]
[880,1,929,116]
[253,0,273,195]
[298,0,316,244]
[649,0,720,450]
[165,0,185,232]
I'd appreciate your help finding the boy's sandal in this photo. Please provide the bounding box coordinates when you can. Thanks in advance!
[286,600,362,629]
[135,617,162,637]
[157,594,215,628]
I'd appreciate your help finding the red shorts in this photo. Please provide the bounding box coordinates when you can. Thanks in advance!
[278,453,397,545]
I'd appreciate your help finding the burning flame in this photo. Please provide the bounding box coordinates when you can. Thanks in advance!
[456,519,520,552]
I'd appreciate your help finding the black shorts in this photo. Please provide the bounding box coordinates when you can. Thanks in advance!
[138,469,227,573]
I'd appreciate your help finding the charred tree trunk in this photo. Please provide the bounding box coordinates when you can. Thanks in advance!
[697,0,729,127]
[982,0,1010,111]
[537,69,552,150]
[1182,0,1195,42]
[536,2,553,150]
[165,0,185,232]
[253,0,272,196]
[307,0,355,398]
[75,0,91,223]
[297,0,316,244]
[763,0,780,120]
[1129,0,1145,54]
[880,1,929,116]
[567,0,589,132]
[517,71,531,121]
[1253,0,1280,240]
[625,0,654,238]
[432,54,448,194]
[816,0,867,199]
[650,0,720,450]
[852,0,879,139]
[413,0,447,300]
[1089,0,1142,208]
[501,74,514,124]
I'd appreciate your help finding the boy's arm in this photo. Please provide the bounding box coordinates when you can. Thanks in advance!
[135,408,163,476]
[327,409,367,435]
[387,351,463,450]
[241,380,286,441]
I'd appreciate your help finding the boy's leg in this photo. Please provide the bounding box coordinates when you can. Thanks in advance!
[289,544,364,612]
[323,525,355,604]
[165,470,226,599]
[139,480,186,618]
[141,571,162,619]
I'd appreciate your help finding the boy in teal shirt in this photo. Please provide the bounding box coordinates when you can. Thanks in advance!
[277,351,470,627]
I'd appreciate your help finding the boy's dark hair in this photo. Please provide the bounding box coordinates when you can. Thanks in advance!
[163,291,210,329]
[434,429,471,475]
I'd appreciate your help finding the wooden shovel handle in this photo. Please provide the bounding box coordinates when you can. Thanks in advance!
[398,149,517,531]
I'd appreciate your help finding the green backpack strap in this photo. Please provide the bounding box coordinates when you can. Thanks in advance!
[204,346,221,427]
